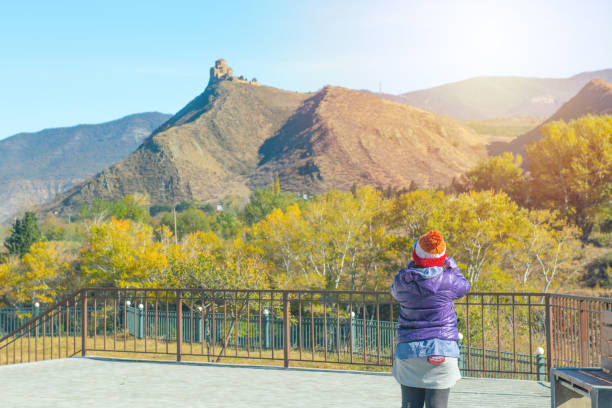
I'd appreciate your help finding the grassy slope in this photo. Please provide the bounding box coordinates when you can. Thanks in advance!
[461,117,543,143]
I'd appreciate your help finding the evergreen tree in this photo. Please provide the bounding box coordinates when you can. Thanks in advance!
[4,212,43,257]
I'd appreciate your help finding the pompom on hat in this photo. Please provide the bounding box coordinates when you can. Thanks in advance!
[412,230,447,267]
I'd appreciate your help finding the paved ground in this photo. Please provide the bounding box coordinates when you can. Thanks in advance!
[0,357,550,407]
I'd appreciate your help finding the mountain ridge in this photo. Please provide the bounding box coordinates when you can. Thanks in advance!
[43,61,488,215]
[0,112,171,221]
[494,78,612,157]
[390,69,612,120]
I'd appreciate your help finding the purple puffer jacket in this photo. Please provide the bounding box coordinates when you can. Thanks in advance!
[390,256,470,343]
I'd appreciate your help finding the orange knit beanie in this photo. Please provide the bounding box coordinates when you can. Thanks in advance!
[412,230,447,267]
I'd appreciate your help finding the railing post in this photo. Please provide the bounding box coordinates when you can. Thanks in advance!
[283,292,290,368]
[177,290,182,362]
[536,347,545,381]
[458,332,464,375]
[34,302,40,337]
[351,312,356,353]
[579,299,588,366]
[264,309,270,349]
[138,304,144,339]
[81,291,87,356]
[545,294,553,378]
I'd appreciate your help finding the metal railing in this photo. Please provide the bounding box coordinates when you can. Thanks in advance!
[1,288,610,380]
[0,290,85,365]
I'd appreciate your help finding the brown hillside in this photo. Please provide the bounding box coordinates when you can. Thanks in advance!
[252,86,487,192]
[47,77,309,211]
[494,79,612,157]
[45,61,488,214]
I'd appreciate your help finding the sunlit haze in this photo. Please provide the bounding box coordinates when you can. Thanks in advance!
[1,0,610,138]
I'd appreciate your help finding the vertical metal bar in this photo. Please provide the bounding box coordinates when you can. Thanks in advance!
[311,295,315,361]
[35,319,38,361]
[73,299,77,356]
[144,295,148,353]
[258,292,262,358]
[271,292,275,359]
[496,295,501,373]
[323,292,328,362]
[81,291,87,356]
[545,295,552,377]
[528,296,533,375]
[124,292,128,352]
[103,296,107,351]
[201,295,205,357]
[588,300,593,365]
[93,293,97,351]
[298,292,302,361]
[113,297,117,352]
[481,295,485,374]
[190,297,194,355]
[376,294,380,366]
[466,294,471,371]
[11,321,15,365]
[349,295,353,364]
[363,297,367,364]
[133,293,136,352]
[223,291,227,357]
[234,291,238,357]
[579,299,588,365]
[166,291,169,354]
[283,292,290,368]
[390,297,394,362]
[247,293,250,358]
[337,293,341,363]
[155,296,158,354]
[212,295,216,358]
[51,313,54,358]
[177,290,183,362]
[65,300,69,357]
[512,295,517,373]
[27,324,30,363]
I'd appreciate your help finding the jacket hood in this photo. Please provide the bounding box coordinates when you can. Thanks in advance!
[403,262,444,279]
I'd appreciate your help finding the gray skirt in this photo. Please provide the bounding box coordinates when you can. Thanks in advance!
[392,356,461,389]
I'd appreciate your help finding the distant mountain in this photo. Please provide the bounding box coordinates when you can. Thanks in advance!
[0,112,171,222]
[44,60,487,215]
[390,69,612,120]
[252,86,486,192]
[496,79,612,156]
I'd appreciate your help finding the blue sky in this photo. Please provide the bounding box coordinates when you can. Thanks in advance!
[1,0,611,139]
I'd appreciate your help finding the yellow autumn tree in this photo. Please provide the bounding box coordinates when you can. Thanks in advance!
[171,230,269,290]
[527,114,612,241]
[251,204,308,288]
[462,152,528,205]
[0,260,19,306]
[81,218,169,288]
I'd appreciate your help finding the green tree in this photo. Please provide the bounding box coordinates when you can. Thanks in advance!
[243,187,298,225]
[461,152,528,205]
[527,115,612,241]
[4,212,43,257]
[160,208,211,240]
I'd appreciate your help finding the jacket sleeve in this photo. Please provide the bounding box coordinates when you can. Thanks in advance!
[446,257,470,299]
[390,270,406,302]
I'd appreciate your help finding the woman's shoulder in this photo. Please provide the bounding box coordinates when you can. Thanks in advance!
[444,256,458,270]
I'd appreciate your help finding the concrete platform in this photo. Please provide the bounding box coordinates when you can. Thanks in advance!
[0,357,550,407]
